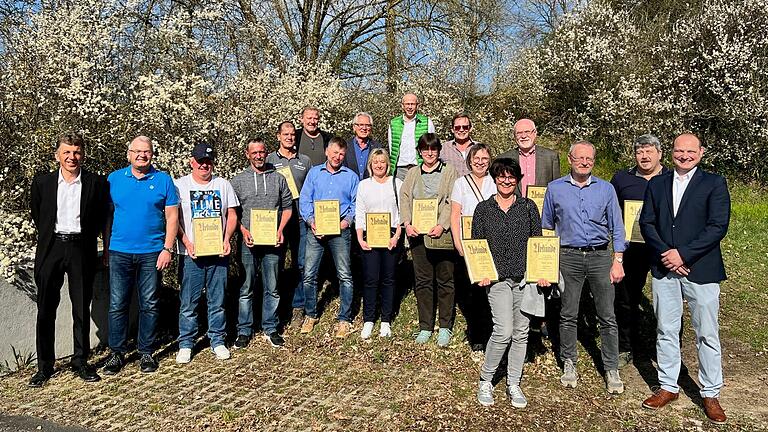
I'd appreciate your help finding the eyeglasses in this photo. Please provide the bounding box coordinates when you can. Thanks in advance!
[129,149,152,155]
[568,154,595,163]
[496,175,518,183]
[515,129,536,137]
[420,147,439,153]
[354,123,372,129]
[453,125,471,131]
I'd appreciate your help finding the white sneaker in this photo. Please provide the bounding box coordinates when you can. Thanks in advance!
[212,345,230,360]
[361,322,375,339]
[175,348,192,364]
[379,322,392,338]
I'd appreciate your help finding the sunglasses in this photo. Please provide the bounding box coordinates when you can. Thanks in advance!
[453,125,471,131]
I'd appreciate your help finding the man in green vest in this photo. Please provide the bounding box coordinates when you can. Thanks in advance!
[388,93,435,180]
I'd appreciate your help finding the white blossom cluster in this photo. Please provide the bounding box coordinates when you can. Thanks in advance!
[497,0,768,173]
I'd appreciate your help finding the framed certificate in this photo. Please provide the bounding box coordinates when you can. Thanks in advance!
[192,217,223,256]
[526,185,547,217]
[461,216,473,240]
[412,198,438,233]
[314,200,341,235]
[623,200,644,243]
[250,209,278,245]
[366,213,391,248]
[276,166,300,199]
[526,236,560,283]
[462,239,499,284]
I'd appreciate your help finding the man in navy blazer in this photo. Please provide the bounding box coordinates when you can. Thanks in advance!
[344,112,382,180]
[639,133,730,424]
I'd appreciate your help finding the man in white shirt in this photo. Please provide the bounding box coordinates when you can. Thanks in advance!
[387,93,435,180]
[174,143,239,364]
[29,132,110,387]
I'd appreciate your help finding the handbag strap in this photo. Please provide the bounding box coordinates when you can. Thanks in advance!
[464,174,485,203]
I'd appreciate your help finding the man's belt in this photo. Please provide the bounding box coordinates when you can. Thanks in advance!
[54,233,82,242]
[561,243,608,252]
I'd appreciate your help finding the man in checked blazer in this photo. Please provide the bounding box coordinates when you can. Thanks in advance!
[29,132,110,387]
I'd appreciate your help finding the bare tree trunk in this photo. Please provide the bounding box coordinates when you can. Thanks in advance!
[385,0,398,93]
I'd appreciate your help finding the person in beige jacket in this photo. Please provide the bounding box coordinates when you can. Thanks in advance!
[400,133,459,347]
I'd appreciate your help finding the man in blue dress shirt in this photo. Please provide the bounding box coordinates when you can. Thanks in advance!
[542,140,626,395]
[299,137,359,338]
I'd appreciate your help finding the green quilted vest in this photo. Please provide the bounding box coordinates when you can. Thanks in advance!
[389,113,430,175]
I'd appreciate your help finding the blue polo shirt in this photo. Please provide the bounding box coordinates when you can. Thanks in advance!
[541,174,626,252]
[108,166,179,253]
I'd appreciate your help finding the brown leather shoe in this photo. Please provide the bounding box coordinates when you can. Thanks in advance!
[703,397,727,424]
[642,389,679,410]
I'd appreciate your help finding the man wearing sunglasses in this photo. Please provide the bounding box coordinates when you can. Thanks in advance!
[440,113,480,176]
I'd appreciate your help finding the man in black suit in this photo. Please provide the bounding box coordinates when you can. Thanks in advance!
[344,112,382,180]
[639,133,730,424]
[29,132,109,387]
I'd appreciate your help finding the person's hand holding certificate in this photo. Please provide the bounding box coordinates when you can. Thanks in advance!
[411,198,438,234]
[250,209,278,246]
[192,217,223,257]
[462,239,499,284]
[314,200,341,236]
[526,236,560,283]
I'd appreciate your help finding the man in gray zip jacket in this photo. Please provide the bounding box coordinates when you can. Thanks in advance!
[231,137,293,348]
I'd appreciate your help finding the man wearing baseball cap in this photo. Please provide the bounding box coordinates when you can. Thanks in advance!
[173,142,240,363]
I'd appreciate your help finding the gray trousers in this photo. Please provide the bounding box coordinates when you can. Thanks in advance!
[480,279,530,385]
[559,248,619,371]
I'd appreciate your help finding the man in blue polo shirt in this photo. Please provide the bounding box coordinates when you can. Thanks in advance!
[299,137,359,337]
[542,140,626,395]
[103,135,178,375]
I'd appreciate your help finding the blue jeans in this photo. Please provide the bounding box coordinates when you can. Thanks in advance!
[108,250,160,355]
[178,255,228,349]
[239,243,280,336]
[303,228,354,322]
[653,273,722,398]
[285,214,307,309]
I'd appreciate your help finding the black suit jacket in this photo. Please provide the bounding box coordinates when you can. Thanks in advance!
[344,137,382,179]
[31,169,110,278]
[639,168,730,284]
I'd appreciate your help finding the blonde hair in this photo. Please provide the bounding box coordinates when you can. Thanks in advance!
[366,148,391,178]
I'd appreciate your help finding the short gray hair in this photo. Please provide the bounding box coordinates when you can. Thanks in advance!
[568,140,595,157]
[129,135,155,152]
[633,134,661,151]
[353,112,373,125]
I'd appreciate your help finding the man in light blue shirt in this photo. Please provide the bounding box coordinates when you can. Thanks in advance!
[103,136,179,375]
[541,140,626,395]
[299,137,359,337]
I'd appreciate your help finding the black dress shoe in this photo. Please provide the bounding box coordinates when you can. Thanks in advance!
[139,354,158,373]
[28,370,52,388]
[74,365,101,383]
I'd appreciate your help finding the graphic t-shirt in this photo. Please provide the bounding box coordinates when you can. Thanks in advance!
[174,175,240,256]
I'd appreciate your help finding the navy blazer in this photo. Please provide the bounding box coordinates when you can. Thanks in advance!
[344,137,382,180]
[639,168,730,284]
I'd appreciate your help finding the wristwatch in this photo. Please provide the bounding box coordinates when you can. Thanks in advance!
[162,246,174,255]
[614,256,624,264]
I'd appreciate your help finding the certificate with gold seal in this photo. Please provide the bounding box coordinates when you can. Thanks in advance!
[366,213,391,248]
[462,239,499,284]
[192,217,223,256]
[412,198,438,233]
[461,216,473,240]
[623,200,644,243]
[276,166,300,199]
[526,236,560,283]
[526,185,547,217]
[314,200,341,235]
[250,209,278,245]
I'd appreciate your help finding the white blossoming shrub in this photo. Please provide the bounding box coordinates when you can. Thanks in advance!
[498,0,768,175]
